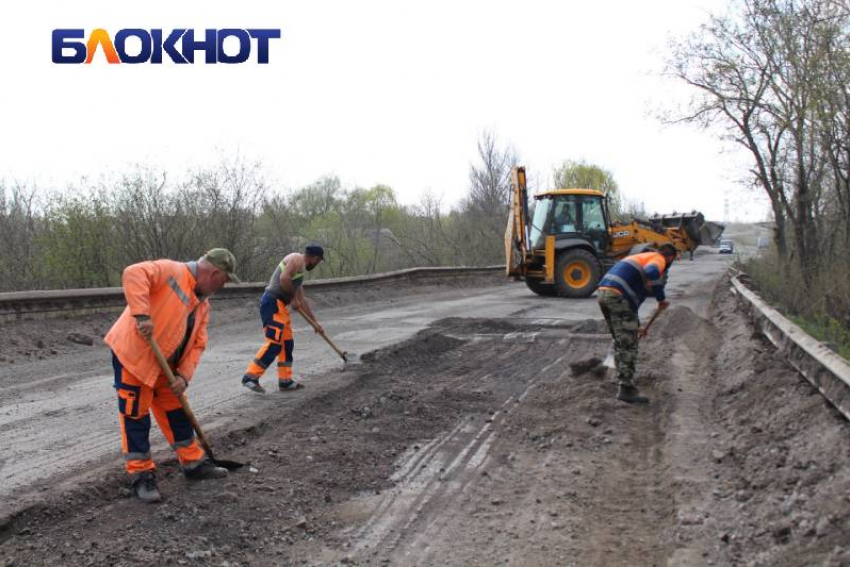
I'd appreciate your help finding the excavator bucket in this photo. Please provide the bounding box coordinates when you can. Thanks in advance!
[649,212,725,246]
[698,220,726,246]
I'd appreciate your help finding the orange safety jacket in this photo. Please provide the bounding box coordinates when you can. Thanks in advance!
[597,251,669,311]
[104,260,210,388]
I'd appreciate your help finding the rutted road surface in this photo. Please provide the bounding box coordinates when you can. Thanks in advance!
[0,255,720,516]
[1,251,849,566]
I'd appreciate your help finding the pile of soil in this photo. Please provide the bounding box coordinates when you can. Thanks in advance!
[683,280,850,566]
[0,317,557,566]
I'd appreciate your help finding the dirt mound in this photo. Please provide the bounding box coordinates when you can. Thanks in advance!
[661,276,850,566]
[568,356,605,376]
[653,304,721,352]
[0,313,111,366]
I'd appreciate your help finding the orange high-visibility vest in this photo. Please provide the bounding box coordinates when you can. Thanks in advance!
[104,260,210,387]
[597,251,669,311]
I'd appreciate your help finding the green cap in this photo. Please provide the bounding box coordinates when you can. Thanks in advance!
[203,248,241,283]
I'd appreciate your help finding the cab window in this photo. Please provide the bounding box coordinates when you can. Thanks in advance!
[552,200,577,233]
[582,198,606,231]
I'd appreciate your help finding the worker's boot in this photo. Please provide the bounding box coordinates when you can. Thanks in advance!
[241,375,265,394]
[616,384,649,404]
[184,459,228,480]
[132,471,162,503]
[279,379,305,391]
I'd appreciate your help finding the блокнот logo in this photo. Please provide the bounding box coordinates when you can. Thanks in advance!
[52,29,281,64]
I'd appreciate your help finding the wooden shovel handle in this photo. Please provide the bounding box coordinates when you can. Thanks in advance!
[145,334,214,457]
[639,305,665,339]
[294,306,347,360]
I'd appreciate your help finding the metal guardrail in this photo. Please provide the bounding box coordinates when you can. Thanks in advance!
[731,275,850,422]
[0,266,502,322]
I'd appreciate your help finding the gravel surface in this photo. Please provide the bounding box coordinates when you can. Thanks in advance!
[1,270,849,565]
[2,254,848,565]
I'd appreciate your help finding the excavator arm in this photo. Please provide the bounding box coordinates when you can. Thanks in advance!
[607,212,725,259]
[505,167,530,277]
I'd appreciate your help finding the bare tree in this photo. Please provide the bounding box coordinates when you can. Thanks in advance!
[0,183,42,290]
[666,0,848,278]
[460,131,519,265]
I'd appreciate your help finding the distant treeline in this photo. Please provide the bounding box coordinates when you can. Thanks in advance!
[0,134,530,292]
[669,0,850,352]
[1,131,640,293]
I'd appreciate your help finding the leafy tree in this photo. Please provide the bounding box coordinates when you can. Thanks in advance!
[553,160,622,218]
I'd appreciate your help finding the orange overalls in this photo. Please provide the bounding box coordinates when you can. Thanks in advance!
[242,260,302,388]
[243,294,296,386]
[104,260,209,479]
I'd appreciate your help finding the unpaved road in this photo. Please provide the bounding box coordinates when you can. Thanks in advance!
[0,254,721,516]
[2,250,849,566]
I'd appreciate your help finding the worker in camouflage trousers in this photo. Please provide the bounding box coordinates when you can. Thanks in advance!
[596,243,676,404]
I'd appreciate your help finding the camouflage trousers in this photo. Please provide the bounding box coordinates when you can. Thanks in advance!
[597,288,639,387]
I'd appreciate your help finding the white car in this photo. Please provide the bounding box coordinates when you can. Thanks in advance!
[719,240,734,254]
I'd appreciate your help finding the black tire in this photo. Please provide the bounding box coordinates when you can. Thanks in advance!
[525,277,557,297]
[554,249,602,298]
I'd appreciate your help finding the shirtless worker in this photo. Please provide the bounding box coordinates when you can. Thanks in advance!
[241,244,325,393]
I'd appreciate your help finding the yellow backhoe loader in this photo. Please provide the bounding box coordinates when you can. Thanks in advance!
[505,166,724,297]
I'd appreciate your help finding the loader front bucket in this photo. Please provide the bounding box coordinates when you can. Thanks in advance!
[698,220,725,246]
[649,212,725,246]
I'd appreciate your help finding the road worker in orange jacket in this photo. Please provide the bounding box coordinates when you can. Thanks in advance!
[104,248,239,503]
[596,244,676,404]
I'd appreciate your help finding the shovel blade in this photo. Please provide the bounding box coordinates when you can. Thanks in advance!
[209,455,246,471]
[602,345,616,372]
[342,352,361,366]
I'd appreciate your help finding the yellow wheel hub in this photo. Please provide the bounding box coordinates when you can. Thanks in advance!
[564,261,591,288]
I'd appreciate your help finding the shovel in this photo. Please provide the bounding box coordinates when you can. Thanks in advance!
[294,306,360,366]
[145,334,245,471]
[638,304,666,339]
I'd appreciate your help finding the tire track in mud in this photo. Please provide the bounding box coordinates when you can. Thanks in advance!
[322,311,733,566]
[340,340,576,561]
[322,319,643,566]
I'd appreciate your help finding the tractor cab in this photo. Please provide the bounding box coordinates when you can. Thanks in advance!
[506,165,722,299]
[528,189,611,253]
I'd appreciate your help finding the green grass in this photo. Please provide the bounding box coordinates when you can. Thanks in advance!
[789,315,850,361]
[740,253,850,363]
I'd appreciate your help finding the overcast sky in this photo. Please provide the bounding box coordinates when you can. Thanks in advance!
[0,0,766,222]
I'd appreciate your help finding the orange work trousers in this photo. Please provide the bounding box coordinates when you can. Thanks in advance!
[243,292,295,387]
[112,352,205,479]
